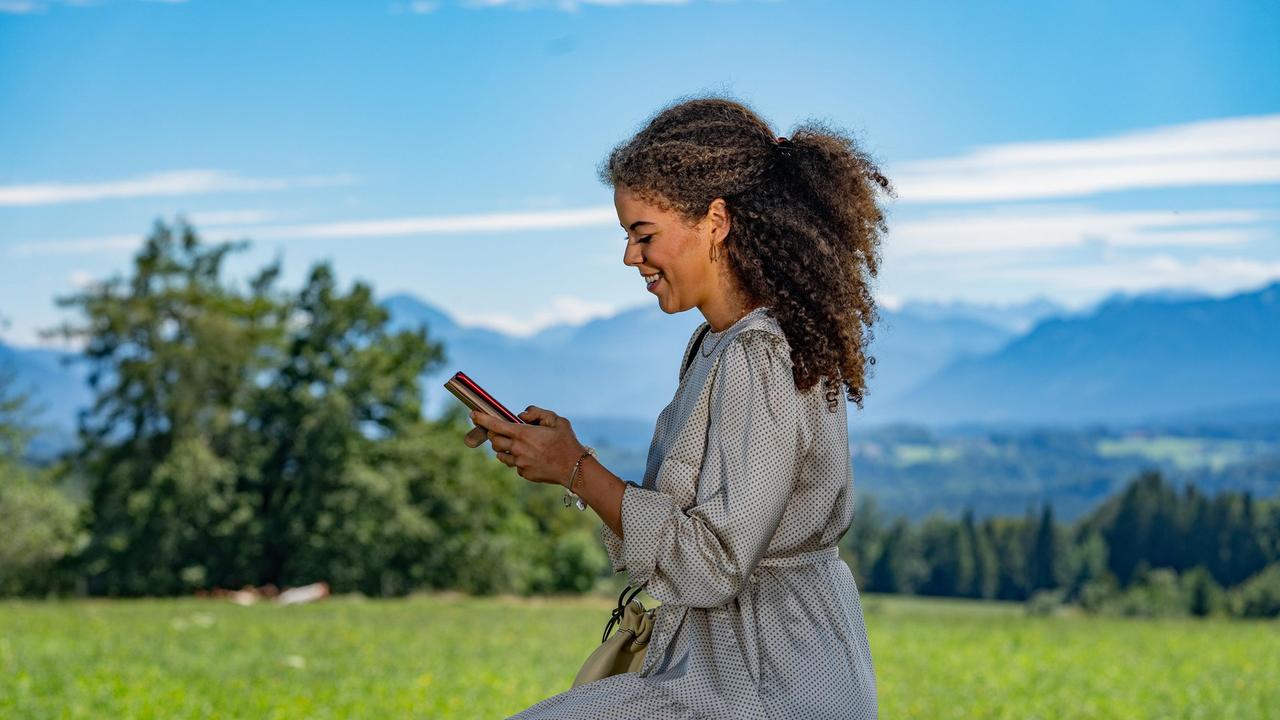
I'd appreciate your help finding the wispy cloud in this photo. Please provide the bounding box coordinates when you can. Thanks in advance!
[459,0,708,10]
[0,0,40,12]
[0,170,356,207]
[67,269,96,289]
[892,114,1280,203]
[215,206,618,240]
[1006,254,1280,297]
[186,209,289,226]
[1,0,186,13]
[454,295,619,336]
[7,206,618,256]
[9,234,143,257]
[391,0,756,13]
[389,0,440,13]
[889,206,1277,256]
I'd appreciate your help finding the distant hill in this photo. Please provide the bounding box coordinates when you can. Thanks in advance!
[884,280,1280,426]
[896,295,1068,334]
[858,309,1013,406]
[0,342,88,458]
[384,292,1022,431]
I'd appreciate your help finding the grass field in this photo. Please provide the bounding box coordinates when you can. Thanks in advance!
[1,591,1275,719]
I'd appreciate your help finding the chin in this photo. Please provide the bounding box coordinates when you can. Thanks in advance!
[659,297,690,315]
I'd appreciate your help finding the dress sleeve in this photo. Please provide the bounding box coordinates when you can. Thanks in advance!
[615,330,804,609]
[598,321,713,575]
[601,510,627,573]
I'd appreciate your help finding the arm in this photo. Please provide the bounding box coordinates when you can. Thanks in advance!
[565,452,627,539]
[609,331,804,608]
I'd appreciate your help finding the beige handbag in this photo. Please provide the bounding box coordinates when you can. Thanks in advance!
[571,584,656,687]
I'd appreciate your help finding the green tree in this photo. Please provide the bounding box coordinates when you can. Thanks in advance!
[1233,563,1280,618]
[842,493,885,590]
[868,518,926,594]
[240,262,447,592]
[1028,505,1059,592]
[1183,565,1223,617]
[1062,527,1108,602]
[918,515,973,597]
[987,516,1030,601]
[50,218,604,597]
[50,219,275,594]
[963,509,998,599]
[0,362,83,596]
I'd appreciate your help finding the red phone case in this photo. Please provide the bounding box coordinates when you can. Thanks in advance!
[450,371,525,424]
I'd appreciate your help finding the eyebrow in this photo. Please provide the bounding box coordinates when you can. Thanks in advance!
[622,220,655,231]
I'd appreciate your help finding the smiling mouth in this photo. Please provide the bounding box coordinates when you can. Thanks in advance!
[643,272,663,290]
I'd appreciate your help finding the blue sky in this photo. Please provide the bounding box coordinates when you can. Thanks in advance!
[2,0,1278,346]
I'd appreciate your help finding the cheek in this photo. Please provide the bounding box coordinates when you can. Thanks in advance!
[668,235,701,273]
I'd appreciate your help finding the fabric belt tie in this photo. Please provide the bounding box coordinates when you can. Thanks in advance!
[754,544,840,568]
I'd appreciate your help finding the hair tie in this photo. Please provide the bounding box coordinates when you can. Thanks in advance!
[773,135,796,158]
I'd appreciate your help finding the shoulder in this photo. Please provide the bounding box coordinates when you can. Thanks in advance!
[680,308,793,382]
[724,310,793,371]
[709,325,804,441]
[717,318,796,396]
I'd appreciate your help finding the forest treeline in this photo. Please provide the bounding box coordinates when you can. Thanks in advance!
[1,220,1278,618]
[843,472,1280,618]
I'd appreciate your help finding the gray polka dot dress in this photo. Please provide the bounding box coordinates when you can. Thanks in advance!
[510,306,878,719]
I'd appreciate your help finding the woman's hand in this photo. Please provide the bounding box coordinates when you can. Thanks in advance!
[466,405,587,488]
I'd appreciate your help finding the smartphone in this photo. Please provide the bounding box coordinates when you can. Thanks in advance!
[444,371,526,425]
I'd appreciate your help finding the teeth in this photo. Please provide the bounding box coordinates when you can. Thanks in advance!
[643,272,662,284]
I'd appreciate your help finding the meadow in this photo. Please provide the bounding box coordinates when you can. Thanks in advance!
[1,591,1275,719]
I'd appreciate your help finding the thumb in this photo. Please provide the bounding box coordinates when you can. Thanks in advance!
[464,425,489,448]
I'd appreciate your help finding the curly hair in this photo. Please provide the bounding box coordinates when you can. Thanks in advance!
[597,94,894,410]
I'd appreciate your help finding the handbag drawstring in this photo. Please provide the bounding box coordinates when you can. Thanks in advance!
[603,583,645,643]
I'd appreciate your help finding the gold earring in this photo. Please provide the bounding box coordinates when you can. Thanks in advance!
[710,242,720,262]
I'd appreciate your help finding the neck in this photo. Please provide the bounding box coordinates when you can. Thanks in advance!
[703,301,759,332]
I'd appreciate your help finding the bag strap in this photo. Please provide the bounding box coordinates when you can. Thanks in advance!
[682,324,712,378]
[604,583,647,643]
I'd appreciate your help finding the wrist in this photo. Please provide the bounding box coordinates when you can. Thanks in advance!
[563,447,581,489]
[563,446,596,500]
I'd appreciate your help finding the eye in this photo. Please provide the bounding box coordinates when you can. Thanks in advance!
[623,235,653,244]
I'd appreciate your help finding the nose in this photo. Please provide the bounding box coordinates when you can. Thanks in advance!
[622,237,644,268]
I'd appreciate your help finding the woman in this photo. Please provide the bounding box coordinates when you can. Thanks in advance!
[466,95,892,720]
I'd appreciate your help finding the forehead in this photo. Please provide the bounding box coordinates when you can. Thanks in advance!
[614,186,670,226]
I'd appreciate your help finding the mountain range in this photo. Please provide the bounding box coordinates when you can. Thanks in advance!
[4,280,1278,458]
[883,280,1280,427]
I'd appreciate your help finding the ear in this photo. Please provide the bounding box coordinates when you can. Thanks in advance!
[706,197,731,243]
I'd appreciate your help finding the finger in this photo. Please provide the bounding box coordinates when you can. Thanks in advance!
[471,410,524,438]
[489,434,512,454]
[464,425,488,448]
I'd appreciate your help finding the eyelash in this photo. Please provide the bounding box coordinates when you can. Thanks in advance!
[626,235,653,244]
